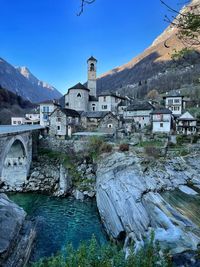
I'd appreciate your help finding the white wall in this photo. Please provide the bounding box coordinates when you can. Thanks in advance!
[89,101,99,112]
[165,97,182,115]
[152,114,171,133]
[65,89,89,112]
[40,103,56,126]
[11,117,25,125]
[98,96,121,112]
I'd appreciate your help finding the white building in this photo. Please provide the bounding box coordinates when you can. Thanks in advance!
[39,100,59,127]
[151,108,172,133]
[11,113,40,125]
[11,117,25,125]
[123,101,154,129]
[98,93,125,113]
[176,111,197,135]
[163,94,184,116]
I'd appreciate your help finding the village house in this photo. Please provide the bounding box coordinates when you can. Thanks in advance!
[176,111,197,135]
[151,108,172,133]
[39,100,59,127]
[80,111,109,130]
[98,112,121,134]
[123,101,154,130]
[163,93,184,117]
[98,93,126,113]
[49,107,80,139]
[11,113,40,125]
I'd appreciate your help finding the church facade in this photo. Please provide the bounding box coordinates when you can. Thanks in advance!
[64,57,124,113]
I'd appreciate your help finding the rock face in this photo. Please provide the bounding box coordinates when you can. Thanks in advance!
[96,152,200,254]
[25,156,72,196]
[0,193,35,267]
[0,155,72,197]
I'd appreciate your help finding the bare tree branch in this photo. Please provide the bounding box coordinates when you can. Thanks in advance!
[77,0,96,16]
[161,0,200,47]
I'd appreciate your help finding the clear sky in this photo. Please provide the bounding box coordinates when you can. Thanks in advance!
[0,0,183,94]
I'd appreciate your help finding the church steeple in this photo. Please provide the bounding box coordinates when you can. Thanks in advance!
[87,56,97,97]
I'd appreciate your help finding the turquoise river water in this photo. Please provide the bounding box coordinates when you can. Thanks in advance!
[8,193,107,262]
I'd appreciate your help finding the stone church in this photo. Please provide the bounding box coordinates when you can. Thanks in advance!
[64,56,99,112]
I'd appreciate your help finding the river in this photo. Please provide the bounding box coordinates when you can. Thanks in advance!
[8,193,107,262]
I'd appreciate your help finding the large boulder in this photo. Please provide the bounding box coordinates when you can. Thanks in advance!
[0,193,35,267]
[96,152,200,254]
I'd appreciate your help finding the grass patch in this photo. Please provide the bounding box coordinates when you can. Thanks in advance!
[136,140,164,148]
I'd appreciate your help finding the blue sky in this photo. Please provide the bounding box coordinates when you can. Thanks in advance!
[0,0,183,94]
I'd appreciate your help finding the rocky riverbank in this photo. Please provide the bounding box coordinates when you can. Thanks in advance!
[0,193,36,267]
[0,152,96,199]
[96,151,200,256]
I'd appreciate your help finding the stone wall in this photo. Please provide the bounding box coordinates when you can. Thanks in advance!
[39,137,89,153]
[0,132,32,191]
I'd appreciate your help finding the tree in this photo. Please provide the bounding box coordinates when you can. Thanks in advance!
[146,89,159,100]
[161,0,200,47]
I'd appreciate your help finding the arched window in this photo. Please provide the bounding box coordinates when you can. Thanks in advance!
[90,63,95,71]
[77,93,81,98]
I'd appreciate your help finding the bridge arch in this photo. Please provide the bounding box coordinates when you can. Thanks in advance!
[1,136,29,189]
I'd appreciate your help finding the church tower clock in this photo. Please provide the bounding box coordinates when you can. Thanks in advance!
[87,56,97,97]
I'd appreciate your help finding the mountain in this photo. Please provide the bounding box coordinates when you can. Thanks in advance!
[0,58,62,103]
[0,85,35,124]
[97,0,200,98]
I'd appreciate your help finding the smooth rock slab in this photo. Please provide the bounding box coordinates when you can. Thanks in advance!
[96,152,200,254]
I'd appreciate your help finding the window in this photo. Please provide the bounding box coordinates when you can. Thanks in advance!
[57,126,61,130]
[108,124,113,128]
[102,105,107,110]
[168,99,173,105]
[103,96,106,102]
[90,63,95,71]
[92,107,95,111]
[43,106,49,113]
[160,123,163,128]
[13,121,16,124]
[77,93,81,98]
[18,121,22,125]
[66,102,69,106]
[57,118,61,122]
[174,99,180,103]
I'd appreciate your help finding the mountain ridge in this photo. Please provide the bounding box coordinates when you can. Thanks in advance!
[0,57,62,103]
[97,0,200,98]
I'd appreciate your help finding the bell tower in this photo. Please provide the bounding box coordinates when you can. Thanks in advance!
[87,56,97,97]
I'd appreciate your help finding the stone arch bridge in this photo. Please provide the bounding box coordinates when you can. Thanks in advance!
[0,125,44,190]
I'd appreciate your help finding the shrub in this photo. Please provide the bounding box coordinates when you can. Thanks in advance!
[88,137,112,159]
[119,144,129,152]
[100,142,112,153]
[31,235,172,267]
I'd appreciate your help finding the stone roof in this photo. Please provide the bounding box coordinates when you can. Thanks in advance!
[87,56,97,62]
[68,83,90,91]
[151,108,172,115]
[51,107,80,117]
[81,111,109,118]
[127,101,153,111]
[39,99,60,105]
[163,91,184,98]
[89,95,98,102]
[178,111,196,121]
[98,92,126,100]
